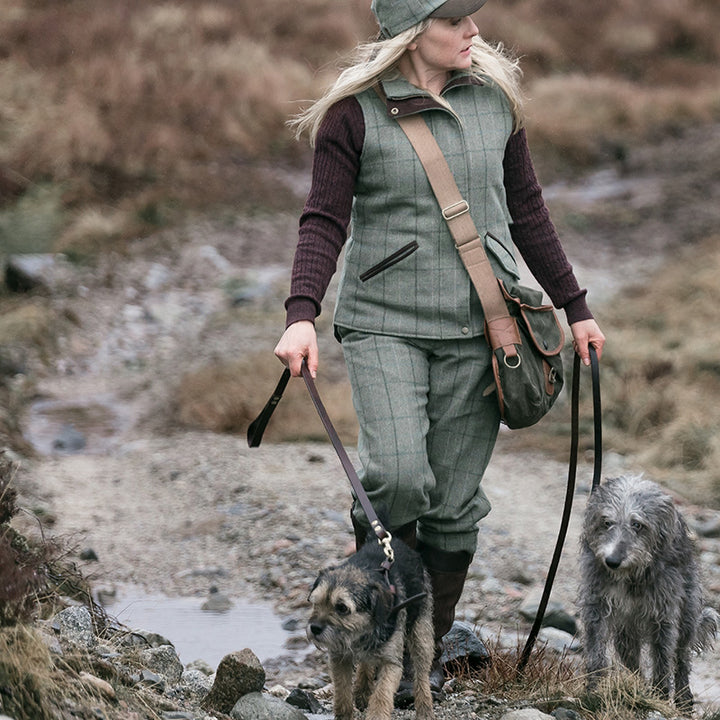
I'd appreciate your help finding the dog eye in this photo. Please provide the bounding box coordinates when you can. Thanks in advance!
[603,519,614,529]
[631,520,643,532]
[335,601,351,615]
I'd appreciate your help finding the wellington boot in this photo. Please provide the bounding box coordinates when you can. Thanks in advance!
[417,541,472,692]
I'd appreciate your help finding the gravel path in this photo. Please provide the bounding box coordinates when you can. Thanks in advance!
[10,124,720,716]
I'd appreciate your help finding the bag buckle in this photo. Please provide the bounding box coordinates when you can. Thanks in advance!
[442,200,469,221]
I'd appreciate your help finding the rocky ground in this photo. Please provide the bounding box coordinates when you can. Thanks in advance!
[6,123,720,718]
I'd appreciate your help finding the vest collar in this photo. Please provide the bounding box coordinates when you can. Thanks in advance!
[379,72,484,118]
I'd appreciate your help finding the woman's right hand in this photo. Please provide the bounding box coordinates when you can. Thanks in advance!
[274,320,319,378]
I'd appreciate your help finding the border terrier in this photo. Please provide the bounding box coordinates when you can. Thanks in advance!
[579,475,718,710]
[308,532,435,720]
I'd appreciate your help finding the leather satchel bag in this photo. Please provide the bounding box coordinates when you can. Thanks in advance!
[391,108,564,429]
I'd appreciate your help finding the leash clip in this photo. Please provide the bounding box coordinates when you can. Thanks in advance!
[378,532,395,565]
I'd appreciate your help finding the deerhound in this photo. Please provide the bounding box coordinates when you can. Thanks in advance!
[578,474,718,709]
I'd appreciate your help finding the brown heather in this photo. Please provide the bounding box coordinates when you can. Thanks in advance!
[1,0,719,230]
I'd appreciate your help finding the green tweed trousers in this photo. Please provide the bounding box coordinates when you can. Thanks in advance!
[340,329,501,555]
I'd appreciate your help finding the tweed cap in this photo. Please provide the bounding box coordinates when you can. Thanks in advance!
[372,0,487,38]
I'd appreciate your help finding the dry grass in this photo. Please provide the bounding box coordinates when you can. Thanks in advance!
[458,637,580,702]
[595,234,720,506]
[452,636,687,720]
[172,352,358,444]
[0,0,374,227]
[1,0,719,247]
[576,671,682,720]
[526,74,720,167]
[0,625,58,720]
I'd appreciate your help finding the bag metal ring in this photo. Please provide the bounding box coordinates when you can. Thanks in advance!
[504,353,521,369]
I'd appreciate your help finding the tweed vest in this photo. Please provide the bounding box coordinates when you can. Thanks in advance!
[333,74,520,339]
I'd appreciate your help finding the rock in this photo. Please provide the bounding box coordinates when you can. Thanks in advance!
[286,688,323,714]
[139,645,183,684]
[537,627,580,654]
[519,591,577,635]
[79,671,116,699]
[441,621,490,668]
[52,606,96,650]
[179,668,214,699]
[144,262,172,291]
[186,658,214,676]
[230,692,308,720]
[52,423,87,452]
[133,669,165,691]
[4,253,73,293]
[552,708,584,720]
[500,709,555,720]
[201,585,233,612]
[201,649,266,714]
[693,515,720,538]
[122,629,175,649]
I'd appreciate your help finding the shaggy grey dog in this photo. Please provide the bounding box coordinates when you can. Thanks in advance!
[578,475,718,709]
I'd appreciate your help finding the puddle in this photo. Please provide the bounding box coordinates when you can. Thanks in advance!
[102,585,304,668]
[24,395,132,456]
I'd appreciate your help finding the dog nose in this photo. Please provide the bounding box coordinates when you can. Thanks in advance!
[309,623,324,636]
[604,554,622,569]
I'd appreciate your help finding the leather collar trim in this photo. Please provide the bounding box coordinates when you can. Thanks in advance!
[379,73,485,118]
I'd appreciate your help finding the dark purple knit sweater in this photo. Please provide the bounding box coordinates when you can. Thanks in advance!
[285,96,591,329]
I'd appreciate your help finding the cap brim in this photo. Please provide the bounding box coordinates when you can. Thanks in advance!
[429,0,487,18]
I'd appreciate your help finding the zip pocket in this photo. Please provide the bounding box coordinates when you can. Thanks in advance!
[359,241,419,282]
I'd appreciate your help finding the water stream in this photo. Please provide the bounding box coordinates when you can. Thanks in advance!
[103,585,301,668]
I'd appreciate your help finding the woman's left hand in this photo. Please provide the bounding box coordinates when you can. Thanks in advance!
[569,319,606,366]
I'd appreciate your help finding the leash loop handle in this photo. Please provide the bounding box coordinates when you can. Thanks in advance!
[246,359,395,563]
[517,345,601,674]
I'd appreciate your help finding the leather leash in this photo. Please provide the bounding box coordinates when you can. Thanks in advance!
[249,348,601,643]
[517,345,602,674]
[247,359,396,567]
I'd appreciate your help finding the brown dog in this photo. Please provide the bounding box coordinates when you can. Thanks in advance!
[308,533,435,720]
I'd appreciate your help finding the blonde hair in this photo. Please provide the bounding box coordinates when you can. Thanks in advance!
[290,19,525,145]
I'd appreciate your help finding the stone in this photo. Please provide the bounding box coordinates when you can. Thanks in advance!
[441,621,490,669]
[52,606,96,649]
[500,709,554,720]
[537,627,580,654]
[286,688,323,714]
[201,649,266,714]
[139,645,183,684]
[230,692,308,720]
[4,253,73,293]
[79,671,115,699]
[519,590,577,635]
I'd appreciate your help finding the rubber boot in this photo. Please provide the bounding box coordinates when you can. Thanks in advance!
[417,541,472,693]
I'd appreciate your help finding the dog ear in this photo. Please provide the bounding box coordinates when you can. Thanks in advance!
[367,581,394,625]
[308,567,335,600]
[652,492,689,556]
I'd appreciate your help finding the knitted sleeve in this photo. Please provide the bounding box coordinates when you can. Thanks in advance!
[284,97,364,327]
[503,129,593,324]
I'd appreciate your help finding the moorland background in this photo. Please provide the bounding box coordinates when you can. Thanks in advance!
[2,0,720,503]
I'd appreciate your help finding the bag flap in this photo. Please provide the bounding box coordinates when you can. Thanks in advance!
[499,280,565,356]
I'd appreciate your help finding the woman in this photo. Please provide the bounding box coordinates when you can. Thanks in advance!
[275,0,605,686]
